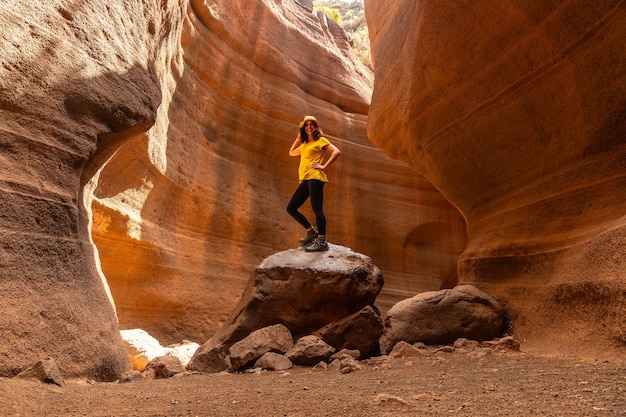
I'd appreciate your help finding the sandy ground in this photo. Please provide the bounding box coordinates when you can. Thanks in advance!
[1,348,625,417]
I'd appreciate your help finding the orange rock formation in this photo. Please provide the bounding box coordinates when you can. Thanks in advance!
[0,0,464,377]
[89,0,466,346]
[0,0,187,379]
[365,0,626,356]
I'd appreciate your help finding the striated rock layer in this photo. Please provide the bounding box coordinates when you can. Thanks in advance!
[0,0,189,379]
[89,0,466,345]
[365,0,626,356]
[0,0,465,377]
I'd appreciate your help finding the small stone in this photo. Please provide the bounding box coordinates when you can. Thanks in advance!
[339,356,362,374]
[15,357,65,387]
[253,352,293,371]
[389,341,428,358]
[374,394,409,405]
[494,336,521,351]
[143,356,185,379]
[118,370,144,383]
[311,361,328,372]
[468,348,491,359]
[286,335,335,366]
[454,338,479,349]
[330,349,361,362]
[435,346,454,354]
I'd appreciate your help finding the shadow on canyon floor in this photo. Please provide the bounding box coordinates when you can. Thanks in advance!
[1,349,624,416]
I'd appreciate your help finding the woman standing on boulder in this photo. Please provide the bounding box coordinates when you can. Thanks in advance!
[287,116,341,252]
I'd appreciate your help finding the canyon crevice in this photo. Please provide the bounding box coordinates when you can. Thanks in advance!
[2,0,624,379]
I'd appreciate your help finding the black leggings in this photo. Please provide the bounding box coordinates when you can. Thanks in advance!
[287,179,326,235]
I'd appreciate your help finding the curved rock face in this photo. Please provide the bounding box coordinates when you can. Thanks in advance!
[0,1,188,379]
[1,0,466,378]
[365,0,626,355]
[89,0,466,345]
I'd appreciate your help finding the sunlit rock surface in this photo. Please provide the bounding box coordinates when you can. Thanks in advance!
[90,0,466,345]
[0,0,189,379]
[0,0,466,378]
[365,0,626,356]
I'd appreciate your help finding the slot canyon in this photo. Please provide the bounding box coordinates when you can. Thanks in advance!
[0,0,624,385]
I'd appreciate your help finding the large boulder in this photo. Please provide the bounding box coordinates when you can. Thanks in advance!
[189,245,383,371]
[379,285,507,355]
[217,244,382,346]
[365,0,626,356]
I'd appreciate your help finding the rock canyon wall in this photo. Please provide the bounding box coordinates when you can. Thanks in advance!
[0,0,465,377]
[91,0,465,348]
[0,0,188,379]
[366,0,626,357]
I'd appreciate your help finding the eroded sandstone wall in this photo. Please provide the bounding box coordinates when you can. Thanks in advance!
[0,0,467,378]
[365,0,626,356]
[90,0,466,345]
[0,0,186,378]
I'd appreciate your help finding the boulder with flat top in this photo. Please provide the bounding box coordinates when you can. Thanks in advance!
[188,244,383,372]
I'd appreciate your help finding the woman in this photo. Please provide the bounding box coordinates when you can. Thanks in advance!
[287,115,341,252]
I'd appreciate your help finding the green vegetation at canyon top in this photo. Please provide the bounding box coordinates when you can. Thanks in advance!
[314,0,371,67]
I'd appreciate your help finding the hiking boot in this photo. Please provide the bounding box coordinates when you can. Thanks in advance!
[305,238,329,252]
[299,229,318,245]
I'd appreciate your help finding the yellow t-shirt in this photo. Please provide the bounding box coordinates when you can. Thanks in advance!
[298,136,331,182]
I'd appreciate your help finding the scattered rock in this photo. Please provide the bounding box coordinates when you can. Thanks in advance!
[328,359,342,370]
[362,356,388,367]
[388,341,428,359]
[454,338,480,350]
[330,349,361,362]
[374,393,410,405]
[15,357,65,387]
[315,305,383,358]
[379,285,507,354]
[494,336,522,351]
[187,344,231,373]
[253,352,293,371]
[468,348,491,359]
[118,370,144,383]
[143,356,185,379]
[435,346,455,354]
[411,393,443,401]
[339,356,362,374]
[228,324,294,371]
[286,335,336,366]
